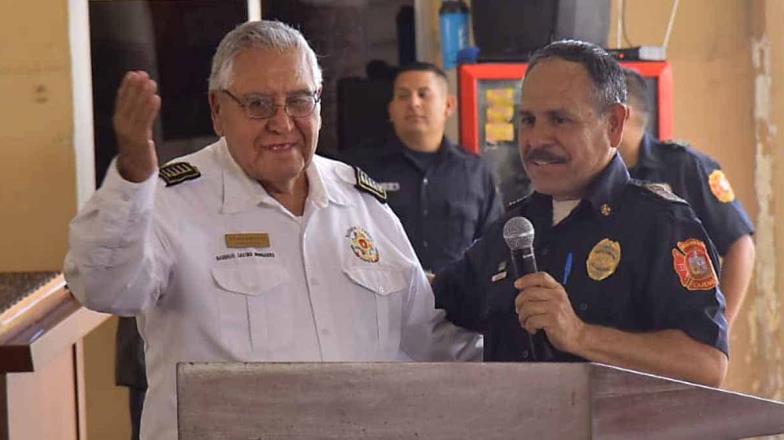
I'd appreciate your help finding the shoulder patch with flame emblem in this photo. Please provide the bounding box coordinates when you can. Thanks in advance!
[672,239,718,291]
[708,169,735,203]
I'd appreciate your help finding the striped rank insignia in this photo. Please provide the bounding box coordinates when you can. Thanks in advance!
[644,182,686,204]
[354,167,387,203]
[159,162,201,187]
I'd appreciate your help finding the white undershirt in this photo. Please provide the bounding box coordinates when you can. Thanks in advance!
[552,199,581,225]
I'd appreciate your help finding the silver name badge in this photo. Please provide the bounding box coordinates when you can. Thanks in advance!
[379,182,400,192]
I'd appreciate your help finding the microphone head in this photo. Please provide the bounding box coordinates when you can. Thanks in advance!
[503,216,535,251]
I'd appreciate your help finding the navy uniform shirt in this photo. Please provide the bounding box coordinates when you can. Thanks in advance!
[343,137,503,272]
[629,134,754,255]
[433,154,729,362]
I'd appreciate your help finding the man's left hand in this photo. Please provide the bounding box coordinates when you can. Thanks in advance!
[514,272,586,354]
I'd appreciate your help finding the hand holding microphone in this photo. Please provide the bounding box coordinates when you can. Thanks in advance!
[502,216,538,278]
[503,216,563,361]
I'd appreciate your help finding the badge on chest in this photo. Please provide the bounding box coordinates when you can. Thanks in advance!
[346,226,380,263]
[586,238,621,281]
[225,233,270,249]
[216,232,275,262]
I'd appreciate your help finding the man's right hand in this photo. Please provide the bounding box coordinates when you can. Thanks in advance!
[113,71,161,183]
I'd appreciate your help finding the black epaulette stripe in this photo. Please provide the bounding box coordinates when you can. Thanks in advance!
[159,162,201,187]
[353,167,387,203]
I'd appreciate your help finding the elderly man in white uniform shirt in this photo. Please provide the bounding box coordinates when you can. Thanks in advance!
[64,20,481,440]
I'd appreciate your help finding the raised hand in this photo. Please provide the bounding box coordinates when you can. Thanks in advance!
[113,71,161,182]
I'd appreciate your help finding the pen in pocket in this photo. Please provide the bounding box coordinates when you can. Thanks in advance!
[563,252,573,285]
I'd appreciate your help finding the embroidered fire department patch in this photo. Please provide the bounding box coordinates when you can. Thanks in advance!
[586,238,621,281]
[672,239,718,291]
[708,170,735,203]
[346,226,380,263]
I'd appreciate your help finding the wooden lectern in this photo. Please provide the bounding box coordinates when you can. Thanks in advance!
[0,273,110,440]
[178,362,784,440]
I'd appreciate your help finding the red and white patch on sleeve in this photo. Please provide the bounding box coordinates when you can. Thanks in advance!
[672,239,718,291]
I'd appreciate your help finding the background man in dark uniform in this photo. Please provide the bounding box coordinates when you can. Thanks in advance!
[433,40,728,386]
[620,67,755,328]
[343,62,502,273]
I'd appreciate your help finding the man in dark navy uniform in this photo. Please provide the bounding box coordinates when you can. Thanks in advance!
[433,41,728,386]
[620,68,755,328]
[343,62,502,273]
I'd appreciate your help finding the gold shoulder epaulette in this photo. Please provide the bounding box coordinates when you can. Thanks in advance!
[159,162,201,187]
[354,167,387,203]
[643,182,687,204]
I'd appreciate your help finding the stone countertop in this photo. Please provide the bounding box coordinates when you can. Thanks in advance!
[0,272,59,315]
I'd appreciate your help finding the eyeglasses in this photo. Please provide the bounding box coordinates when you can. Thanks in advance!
[221,89,321,119]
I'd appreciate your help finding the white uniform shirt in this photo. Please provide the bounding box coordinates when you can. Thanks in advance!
[64,139,481,440]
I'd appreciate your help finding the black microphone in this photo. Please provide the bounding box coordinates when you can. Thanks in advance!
[502,216,554,361]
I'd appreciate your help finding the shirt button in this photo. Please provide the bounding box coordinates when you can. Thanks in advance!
[578,303,588,312]
[521,349,529,359]
[540,247,550,257]
[423,241,429,249]
[423,178,429,185]
[423,209,428,216]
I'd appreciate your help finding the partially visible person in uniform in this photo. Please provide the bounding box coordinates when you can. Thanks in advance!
[64,20,481,440]
[620,67,755,328]
[114,317,146,440]
[433,40,728,387]
[342,62,502,273]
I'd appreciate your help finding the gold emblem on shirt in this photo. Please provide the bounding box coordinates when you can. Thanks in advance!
[708,169,735,203]
[586,238,621,281]
[346,226,380,263]
[225,233,270,249]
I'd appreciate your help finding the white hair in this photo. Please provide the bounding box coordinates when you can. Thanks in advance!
[208,20,323,91]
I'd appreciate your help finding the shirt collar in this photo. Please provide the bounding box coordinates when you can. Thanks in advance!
[582,153,631,216]
[219,139,271,214]
[526,153,630,220]
[310,156,356,207]
[219,139,347,214]
[438,137,461,159]
[386,135,456,160]
[632,132,665,172]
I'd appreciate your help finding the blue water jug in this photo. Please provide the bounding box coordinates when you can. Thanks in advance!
[439,1,470,69]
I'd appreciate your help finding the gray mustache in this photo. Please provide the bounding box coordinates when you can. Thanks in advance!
[525,149,567,164]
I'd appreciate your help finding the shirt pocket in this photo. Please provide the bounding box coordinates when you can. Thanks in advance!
[211,262,292,353]
[572,270,632,329]
[444,199,477,252]
[343,265,409,352]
